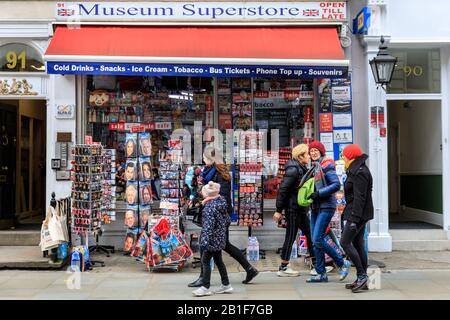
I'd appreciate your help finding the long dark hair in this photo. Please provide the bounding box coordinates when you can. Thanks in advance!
[215,163,231,182]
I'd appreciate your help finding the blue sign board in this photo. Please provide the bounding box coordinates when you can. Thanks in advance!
[353,7,370,34]
[46,61,348,79]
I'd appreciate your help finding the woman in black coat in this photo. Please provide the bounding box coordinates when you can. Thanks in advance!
[339,144,374,293]
[273,144,314,277]
[188,146,259,288]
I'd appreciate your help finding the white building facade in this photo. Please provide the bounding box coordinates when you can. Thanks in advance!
[349,0,450,251]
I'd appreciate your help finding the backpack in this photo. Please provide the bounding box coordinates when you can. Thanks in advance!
[297,178,315,207]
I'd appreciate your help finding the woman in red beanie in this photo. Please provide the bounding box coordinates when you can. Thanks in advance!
[306,141,351,283]
[340,144,374,293]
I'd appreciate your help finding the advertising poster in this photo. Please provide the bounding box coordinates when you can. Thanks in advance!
[139,132,152,157]
[319,113,333,132]
[333,129,353,144]
[320,132,334,152]
[333,113,352,128]
[125,160,137,181]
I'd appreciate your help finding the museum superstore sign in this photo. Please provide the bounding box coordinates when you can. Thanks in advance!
[46,62,348,79]
[55,2,347,21]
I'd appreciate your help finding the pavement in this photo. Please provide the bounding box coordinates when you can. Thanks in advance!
[0,249,450,300]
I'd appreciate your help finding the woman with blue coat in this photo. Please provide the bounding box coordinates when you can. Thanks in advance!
[306,141,351,283]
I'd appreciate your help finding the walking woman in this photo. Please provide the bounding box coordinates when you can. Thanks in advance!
[192,181,232,297]
[188,146,259,288]
[306,141,351,283]
[273,144,314,276]
[339,144,374,293]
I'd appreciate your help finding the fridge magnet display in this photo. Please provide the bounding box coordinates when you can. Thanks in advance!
[124,209,138,229]
[140,157,152,180]
[140,182,153,205]
[125,182,138,206]
[125,160,137,181]
[125,133,137,158]
[139,132,152,157]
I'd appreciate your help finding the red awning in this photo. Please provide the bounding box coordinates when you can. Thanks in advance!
[45,26,347,66]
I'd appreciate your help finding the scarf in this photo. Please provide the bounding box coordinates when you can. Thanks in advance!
[345,159,355,170]
[200,165,217,184]
[202,195,220,206]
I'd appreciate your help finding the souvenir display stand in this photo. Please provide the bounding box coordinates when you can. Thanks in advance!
[89,148,116,257]
[236,131,265,259]
[71,144,106,267]
[145,139,191,271]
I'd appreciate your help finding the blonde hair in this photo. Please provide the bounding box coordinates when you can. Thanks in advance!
[292,144,309,161]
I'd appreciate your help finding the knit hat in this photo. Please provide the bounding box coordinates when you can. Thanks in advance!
[201,181,221,198]
[203,146,224,165]
[309,141,326,157]
[342,144,363,161]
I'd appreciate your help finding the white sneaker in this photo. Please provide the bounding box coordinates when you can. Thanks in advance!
[214,284,233,294]
[310,266,334,276]
[192,286,213,297]
[277,267,300,277]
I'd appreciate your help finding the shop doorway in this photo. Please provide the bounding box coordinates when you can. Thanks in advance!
[387,100,443,229]
[0,99,46,229]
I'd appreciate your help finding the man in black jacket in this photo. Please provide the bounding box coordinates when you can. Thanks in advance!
[273,144,314,276]
[339,144,374,293]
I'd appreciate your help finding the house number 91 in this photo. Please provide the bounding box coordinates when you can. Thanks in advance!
[403,65,423,77]
[5,50,26,70]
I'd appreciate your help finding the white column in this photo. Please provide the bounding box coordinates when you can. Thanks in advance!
[441,46,450,239]
[364,37,392,252]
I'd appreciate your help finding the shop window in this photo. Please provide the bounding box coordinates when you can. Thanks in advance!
[85,76,213,198]
[388,48,441,94]
[0,43,45,72]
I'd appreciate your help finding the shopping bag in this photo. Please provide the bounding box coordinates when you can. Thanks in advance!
[57,201,70,242]
[39,222,60,251]
[48,206,66,243]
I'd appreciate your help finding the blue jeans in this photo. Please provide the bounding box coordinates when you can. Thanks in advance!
[310,209,344,275]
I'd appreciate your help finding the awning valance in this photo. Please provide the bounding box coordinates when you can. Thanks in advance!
[45,26,348,78]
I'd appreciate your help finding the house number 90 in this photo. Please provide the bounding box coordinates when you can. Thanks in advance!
[403,65,423,77]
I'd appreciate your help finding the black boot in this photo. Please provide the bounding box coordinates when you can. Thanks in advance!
[188,277,205,288]
[242,267,259,284]
[351,276,369,293]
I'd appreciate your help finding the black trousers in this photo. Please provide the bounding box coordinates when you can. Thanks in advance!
[340,220,368,277]
[201,250,230,289]
[281,212,314,261]
[199,226,252,278]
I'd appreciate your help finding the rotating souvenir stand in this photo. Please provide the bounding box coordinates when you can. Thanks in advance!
[124,131,154,257]
[236,131,265,259]
[89,148,116,257]
[71,144,106,268]
[148,140,187,271]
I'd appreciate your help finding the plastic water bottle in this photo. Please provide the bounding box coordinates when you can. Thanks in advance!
[70,251,81,272]
[247,237,258,261]
[290,242,298,260]
[254,238,260,261]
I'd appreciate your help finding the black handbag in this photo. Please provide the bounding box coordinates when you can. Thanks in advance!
[187,204,203,227]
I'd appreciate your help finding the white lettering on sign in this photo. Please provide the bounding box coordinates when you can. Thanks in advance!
[56,2,347,21]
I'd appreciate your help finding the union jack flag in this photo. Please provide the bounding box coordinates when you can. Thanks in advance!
[303,9,320,17]
[57,8,75,16]
[298,232,308,249]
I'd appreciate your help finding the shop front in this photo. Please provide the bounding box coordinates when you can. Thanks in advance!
[43,1,353,251]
